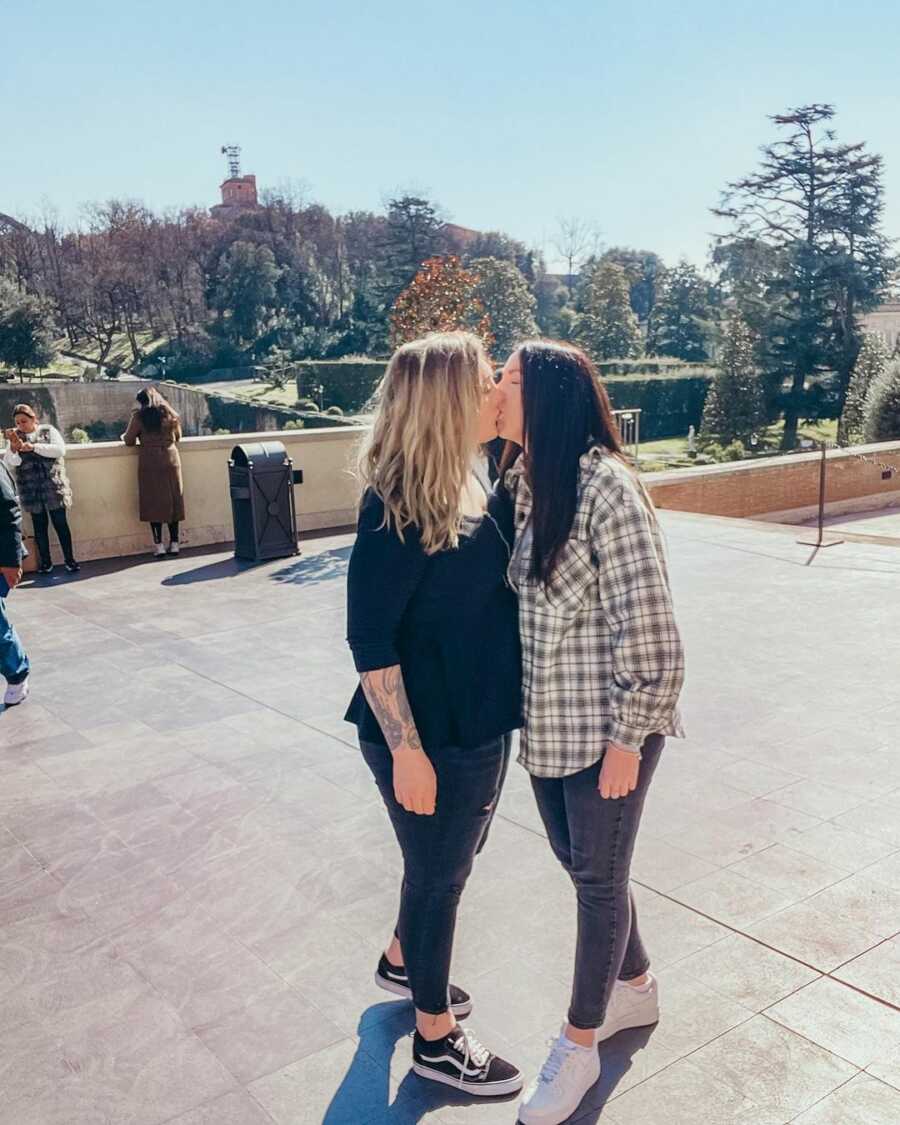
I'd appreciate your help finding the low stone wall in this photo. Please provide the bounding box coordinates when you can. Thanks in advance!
[0,381,307,439]
[646,441,900,522]
[32,427,363,563]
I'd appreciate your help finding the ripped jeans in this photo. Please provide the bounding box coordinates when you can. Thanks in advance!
[360,735,511,1014]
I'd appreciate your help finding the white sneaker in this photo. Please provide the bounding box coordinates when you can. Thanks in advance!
[518,1027,601,1125]
[167,541,180,555]
[153,543,166,557]
[4,677,29,707]
[595,974,659,1043]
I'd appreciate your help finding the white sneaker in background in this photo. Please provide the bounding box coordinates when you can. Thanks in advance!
[518,1027,601,1125]
[167,542,180,555]
[153,543,166,557]
[595,974,659,1044]
[3,677,29,707]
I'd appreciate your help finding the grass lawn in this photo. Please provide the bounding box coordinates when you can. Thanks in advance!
[0,330,168,382]
[638,418,840,473]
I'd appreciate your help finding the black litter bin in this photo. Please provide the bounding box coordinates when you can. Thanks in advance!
[228,441,300,561]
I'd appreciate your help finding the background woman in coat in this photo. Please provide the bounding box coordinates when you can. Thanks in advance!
[122,387,185,556]
[2,403,79,575]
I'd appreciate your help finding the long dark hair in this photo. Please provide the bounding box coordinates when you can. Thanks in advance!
[136,387,179,433]
[504,340,626,583]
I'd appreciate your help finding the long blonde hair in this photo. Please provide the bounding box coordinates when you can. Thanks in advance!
[358,332,489,554]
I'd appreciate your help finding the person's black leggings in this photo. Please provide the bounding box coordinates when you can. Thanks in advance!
[150,522,180,544]
[32,507,75,567]
[361,734,510,1014]
[530,734,664,1030]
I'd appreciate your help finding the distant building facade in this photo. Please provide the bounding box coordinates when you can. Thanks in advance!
[210,174,261,220]
[862,300,900,353]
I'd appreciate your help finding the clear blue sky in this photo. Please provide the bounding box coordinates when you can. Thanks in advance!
[5,0,899,270]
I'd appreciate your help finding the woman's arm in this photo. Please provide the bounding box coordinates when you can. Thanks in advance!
[347,493,435,814]
[32,426,65,458]
[591,473,685,798]
[591,474,685,749]
[122,413,141,446]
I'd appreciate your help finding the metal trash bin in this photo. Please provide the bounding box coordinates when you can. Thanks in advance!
[228,441,300,561]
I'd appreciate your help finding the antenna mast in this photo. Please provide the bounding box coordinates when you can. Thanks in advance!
[220,144,242,178]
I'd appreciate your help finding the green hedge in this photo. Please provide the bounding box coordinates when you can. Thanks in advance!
[289,360,711,441]
[295,360,386,414]
[604,373,713,440]
[598,359,717,378]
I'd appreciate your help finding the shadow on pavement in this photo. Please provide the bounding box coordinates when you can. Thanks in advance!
[269,546,351,587]
[325,1002,523,1123]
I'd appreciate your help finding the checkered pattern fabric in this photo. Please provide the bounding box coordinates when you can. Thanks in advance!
[505,447,685,778]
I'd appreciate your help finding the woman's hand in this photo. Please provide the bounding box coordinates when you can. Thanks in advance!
[598,744,641,799]
[392,746,437,815]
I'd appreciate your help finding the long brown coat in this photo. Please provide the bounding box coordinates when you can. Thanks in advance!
[122,410,186,523]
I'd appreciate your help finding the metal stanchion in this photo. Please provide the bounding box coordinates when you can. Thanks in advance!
[797,441,843,548]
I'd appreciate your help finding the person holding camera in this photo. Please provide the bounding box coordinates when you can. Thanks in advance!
[0,456,29,706]
[2,404,79,575]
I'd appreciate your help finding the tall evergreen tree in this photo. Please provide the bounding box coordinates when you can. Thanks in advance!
[838,332,889,445]
[0,279,56,379]
[713,104,891,450]
[212,241,280,345]
[601,247,664,323]
[647,261,714,361]
[700,315,766,445]
[380,196,445,305]
[575,261,641,361]
[469,257,537,356]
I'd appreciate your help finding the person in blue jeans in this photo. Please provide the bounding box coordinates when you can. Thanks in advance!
[0,458,29,706]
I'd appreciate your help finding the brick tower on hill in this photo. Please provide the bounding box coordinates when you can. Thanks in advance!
[210,145,262,220]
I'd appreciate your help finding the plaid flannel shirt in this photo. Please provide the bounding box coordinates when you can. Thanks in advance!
[506,447,685,778]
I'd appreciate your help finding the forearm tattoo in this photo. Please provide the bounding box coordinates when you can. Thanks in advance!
[360,666,424,753]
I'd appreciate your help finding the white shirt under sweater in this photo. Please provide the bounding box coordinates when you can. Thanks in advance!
[2,425,66,468]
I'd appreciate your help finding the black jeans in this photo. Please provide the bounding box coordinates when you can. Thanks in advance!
[361,734,511,1015]
[32,507,75,566]
[150,521,180,544]
[530,734,664,1030]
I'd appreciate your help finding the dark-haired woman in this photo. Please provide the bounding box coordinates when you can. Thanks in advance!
[2,403,79,574]
[497,341,685,1125]
[122,388,185,556]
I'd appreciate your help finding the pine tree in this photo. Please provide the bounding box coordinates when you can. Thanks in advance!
[838,333,888,445]
[469,257,537,356]
[863,357,900,442]
[700,315,766,445]
[647,261,714,361]
[389,256,493,350]
[575,261,641,361]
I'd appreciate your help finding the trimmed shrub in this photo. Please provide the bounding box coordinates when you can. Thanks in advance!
[295,359,387,413]
[295,398,320,412]
[283,419,305,430]
[324,405,344,417]
[69,427,91,444]
[863,358,900,442]
[603,372,713,441]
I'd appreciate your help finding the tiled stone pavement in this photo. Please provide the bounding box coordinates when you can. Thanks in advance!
[2,512,900,1124]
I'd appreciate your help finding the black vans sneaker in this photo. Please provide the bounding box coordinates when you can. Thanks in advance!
[375,954,473,1018]
[412,1026,523,1096]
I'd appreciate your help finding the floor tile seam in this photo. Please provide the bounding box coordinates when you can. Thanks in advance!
[152,1085,279,1125]
[785,1070,885,1123]
[603,1007,760,1107]
[628,879,900,1016]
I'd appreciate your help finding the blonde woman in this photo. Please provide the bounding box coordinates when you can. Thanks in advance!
[345,332,523,1097]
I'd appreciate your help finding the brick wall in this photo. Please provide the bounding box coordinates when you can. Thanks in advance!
[645,441,900,522]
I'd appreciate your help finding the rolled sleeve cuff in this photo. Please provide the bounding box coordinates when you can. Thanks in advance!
[609,718,649,754]
[349,642,401,674]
